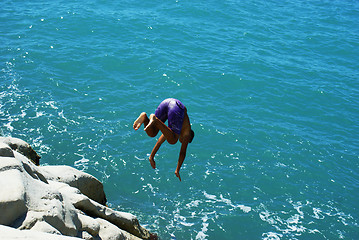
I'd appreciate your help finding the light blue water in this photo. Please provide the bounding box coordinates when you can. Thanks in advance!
[1,0,359,239]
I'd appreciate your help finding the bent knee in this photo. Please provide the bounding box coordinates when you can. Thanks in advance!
[168,139,178,145]
[167,136,179,145]
[146,128,159,138]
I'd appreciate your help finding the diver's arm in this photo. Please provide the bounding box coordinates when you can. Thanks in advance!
[150,134,166,162]
[175,141,189,181]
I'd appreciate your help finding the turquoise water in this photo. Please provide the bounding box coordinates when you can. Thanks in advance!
[1,0,359,239]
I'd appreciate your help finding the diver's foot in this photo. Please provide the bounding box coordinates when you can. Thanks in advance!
[144,114,157,132]
[133,112,147,130]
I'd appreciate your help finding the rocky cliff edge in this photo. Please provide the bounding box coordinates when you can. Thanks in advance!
[0,136,157,240]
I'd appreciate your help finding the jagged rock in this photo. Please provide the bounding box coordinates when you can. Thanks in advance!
[30,220,62,235]
[77,213,101,238]
[0,225,81,240]
[0,137,41,165]
[40,165,107,205]
[0,157,28,226]
[0,156,82,237]
[0,137,156,240]
[96,218,142,240]
[71,193,150,239]
[0,142,15,158]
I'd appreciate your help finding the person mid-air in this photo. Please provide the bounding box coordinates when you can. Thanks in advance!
[133,98,194,181]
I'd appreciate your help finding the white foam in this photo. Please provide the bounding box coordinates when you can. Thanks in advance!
[203,191,252,213]
[74,153,90,170]
[134,155,145,160]
[179,220,194,227]
[262,232,282,240]
[196,214,209,240]
[36,111,45,118]
[186,200,202,208]
[203,191,216,201]
[44,101,58,109]
[195,231,208,240]
[4,122,14,131]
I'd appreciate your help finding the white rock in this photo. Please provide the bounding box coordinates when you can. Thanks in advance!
[0,137,40,165]
[0,225,81,240]
[71,194,150,239]
[30,220,62,235]
[81,230,98,240]
[77,213,100,237]
[0,137,155,239]
[40,165,107,205]
[0,142,15,158]
[96,218,143,240]
[0,159,27,226]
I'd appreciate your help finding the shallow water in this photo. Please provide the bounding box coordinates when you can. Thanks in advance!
[1,0,359,239]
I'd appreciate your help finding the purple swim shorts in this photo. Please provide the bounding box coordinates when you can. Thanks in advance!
[155,98,186,135]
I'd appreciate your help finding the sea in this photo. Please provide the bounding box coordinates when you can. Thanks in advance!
[1,0,358,239]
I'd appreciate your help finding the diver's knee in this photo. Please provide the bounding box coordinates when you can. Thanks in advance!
[146,128,159,138]
[167,136,178,145]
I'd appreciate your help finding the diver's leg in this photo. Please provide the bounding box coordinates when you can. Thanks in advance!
[133,112,159,137]
[145,114,178,144]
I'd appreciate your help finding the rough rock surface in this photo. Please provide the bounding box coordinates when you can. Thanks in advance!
[0,137,41,165]
[0,137,156,240]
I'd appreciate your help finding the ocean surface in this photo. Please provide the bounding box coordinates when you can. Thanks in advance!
[1,0,359,239]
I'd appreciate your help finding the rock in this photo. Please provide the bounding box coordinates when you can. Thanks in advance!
[0,137,41,165]
[70,193,150,239]
[1,157,82,237]
[77,213,101,238]
[0,157,28,226]
[0,225,81,240]
[30,221,62,235]
[13,150,48,184]
[96,218,143,240]
[0,137,156,240]
[40,165,107,205]
[81,230,97,240]
[0,142,15,158]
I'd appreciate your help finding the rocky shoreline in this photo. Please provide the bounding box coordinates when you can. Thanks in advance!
[0,137,157,240]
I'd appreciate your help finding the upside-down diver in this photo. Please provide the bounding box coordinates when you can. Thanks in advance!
[133,98,194,181]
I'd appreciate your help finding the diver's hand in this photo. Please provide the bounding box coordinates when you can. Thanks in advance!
[149,156,156,169]
[175,171,181,181]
